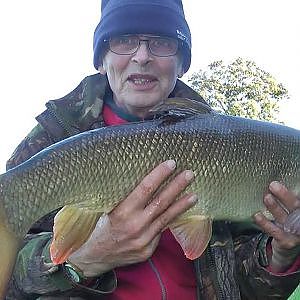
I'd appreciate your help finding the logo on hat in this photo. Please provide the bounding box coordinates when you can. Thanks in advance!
[176,29,187,41]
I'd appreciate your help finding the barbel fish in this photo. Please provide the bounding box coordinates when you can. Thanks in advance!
[0,98,300,298]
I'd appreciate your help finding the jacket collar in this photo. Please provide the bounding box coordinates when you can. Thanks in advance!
[36,73,208,141]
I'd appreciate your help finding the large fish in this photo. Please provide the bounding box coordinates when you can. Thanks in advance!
[0,97,300,298]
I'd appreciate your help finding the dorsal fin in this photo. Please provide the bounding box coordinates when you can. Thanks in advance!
[150,97,214,118]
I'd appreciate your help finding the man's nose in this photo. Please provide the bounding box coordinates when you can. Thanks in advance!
[131,41,153,65]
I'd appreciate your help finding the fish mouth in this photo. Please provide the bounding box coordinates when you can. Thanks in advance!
[127,74,158,87]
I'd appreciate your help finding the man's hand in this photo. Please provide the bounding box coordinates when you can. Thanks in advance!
[254,181,300,272]
[67,160,197,277]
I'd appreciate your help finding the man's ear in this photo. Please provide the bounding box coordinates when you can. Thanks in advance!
[177,67,184,78]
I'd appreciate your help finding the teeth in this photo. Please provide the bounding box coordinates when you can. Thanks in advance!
[132,78,151,84]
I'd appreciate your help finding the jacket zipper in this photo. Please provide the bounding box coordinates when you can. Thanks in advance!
[207,247,224,300]
[194,259,202,300]
[46,102,76,136]
[148,258,167,300]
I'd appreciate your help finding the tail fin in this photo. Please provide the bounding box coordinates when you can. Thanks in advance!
[0,210,20,299]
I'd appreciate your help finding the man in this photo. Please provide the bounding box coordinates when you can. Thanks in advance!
[6,0,300,299]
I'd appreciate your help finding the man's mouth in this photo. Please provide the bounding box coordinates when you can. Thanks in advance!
[127,74,157,85]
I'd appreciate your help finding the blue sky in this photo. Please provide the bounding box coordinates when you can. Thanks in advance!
[0,0,299,171]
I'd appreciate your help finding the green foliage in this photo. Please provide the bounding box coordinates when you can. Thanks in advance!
[188,57,289,122]
[288,284,300,300]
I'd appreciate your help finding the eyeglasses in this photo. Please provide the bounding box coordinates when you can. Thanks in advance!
[106,35,179,57]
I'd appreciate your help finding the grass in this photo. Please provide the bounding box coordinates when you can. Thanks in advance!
[288,284,300,300]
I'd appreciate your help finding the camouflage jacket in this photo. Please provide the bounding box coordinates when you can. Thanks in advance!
[5,73,300,300]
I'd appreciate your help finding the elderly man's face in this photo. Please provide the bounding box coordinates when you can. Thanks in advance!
[99,35,184,119]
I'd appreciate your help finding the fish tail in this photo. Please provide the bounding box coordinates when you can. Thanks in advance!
[0,206,20,299]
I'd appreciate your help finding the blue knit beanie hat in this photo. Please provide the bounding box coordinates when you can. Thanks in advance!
[93,0,191,72]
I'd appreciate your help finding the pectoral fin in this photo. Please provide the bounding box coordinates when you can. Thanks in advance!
[169,215,212,260]
[50,205,102,264]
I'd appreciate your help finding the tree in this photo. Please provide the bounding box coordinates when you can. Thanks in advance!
[187,57,289,122]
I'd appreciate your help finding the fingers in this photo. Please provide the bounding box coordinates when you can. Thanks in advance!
[254,212,286,242]
[267,182,300,236]
[109,160,196,237]
[144,169,195,218]
[255,207,300,272]
[146,193,198,241]
[68,160,198,274]
[263,194,288,225]
[269,181,300,212]
[119,160,177,211]
[254,181,300,251]
[107,160,197,262]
